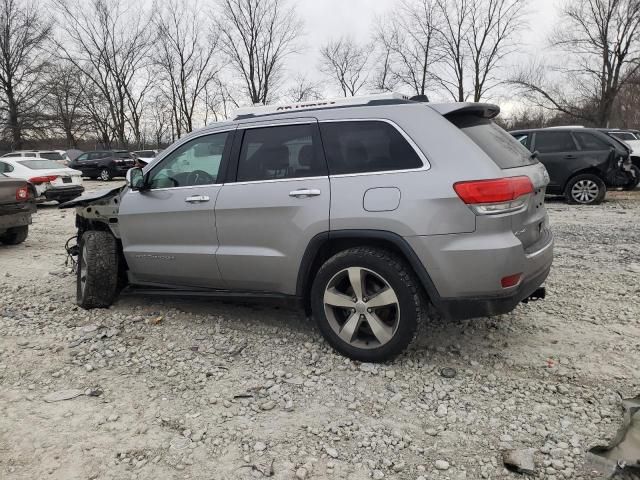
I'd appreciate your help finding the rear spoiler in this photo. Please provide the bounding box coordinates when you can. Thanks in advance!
[428,103,500,119]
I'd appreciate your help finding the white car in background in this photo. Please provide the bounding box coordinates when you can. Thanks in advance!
[132,149,159,167]
[2,150,70,165]
[0,157,84,203]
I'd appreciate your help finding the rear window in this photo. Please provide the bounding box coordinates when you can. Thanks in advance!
[319,121,423,175]
[18,159,63,170]
[135,150,155,157]
[115,151,133,159]
[574,132,611,150]
[40,152,64,161]
[448,115,536,169]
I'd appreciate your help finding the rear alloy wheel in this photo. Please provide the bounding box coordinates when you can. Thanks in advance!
[311,247,421,362]
[77,230,119,308]
[566,174,606,205]
[0,225,28,245]
[99,168,112,181]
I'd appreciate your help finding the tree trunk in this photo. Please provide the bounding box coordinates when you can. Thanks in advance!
[7,87,22,150]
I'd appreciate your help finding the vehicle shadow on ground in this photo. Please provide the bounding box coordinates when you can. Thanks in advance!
[113,293,514,360]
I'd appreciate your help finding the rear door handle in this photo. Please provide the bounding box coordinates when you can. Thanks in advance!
[289,189,321,198]
[185,195,210,203]
[564,155,577,159]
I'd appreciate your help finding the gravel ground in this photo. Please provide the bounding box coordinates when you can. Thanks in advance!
[1,180,639,480]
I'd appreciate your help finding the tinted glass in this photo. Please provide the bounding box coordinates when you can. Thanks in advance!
[115,151,132,159]
[574,132,610,150]
[534,132,577,153]
[3,153,21,157]
[319,121,422,175]
[448,116,535,168]
[610,132,636,141]
[0,162,14,173]
[40,152,64,160]
[148,132,229,189]
[18,159,62,170]
[237,124,325,181]
[135,150,155,157]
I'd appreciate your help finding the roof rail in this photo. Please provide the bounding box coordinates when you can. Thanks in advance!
[232,92,412,120]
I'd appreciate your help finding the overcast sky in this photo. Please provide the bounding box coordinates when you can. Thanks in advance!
[285,0,560,112]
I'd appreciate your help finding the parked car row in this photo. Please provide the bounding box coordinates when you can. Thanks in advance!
[510,127,637,204]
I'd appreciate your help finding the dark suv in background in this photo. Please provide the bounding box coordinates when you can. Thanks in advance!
[510,128,635,204]
[68,150,136,181]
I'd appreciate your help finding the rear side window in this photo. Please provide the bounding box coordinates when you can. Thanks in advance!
[237,124,326,182]
[319,121,422,175]
[18,159,62,170]
[0,161,14,173]
[534,132,577,153]
[40,152,64,161]
[610,132,636,141]
[574,132,610,150]
[448,115,535,168]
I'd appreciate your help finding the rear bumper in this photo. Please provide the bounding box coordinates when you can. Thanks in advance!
[0,204,34,231]
[406,227,554,320]
[437,265,551,320]
[43,186,85,201]
[113,165,134,176]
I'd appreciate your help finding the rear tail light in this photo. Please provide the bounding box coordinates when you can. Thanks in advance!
[16,186,29,201]
[29,175,59,185]
[453,176,534,214]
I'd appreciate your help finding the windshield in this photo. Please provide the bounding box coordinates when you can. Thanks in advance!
[448,115,537,168]
[610,132,637,141]
[40,152,64,160]
[18,159,65,170]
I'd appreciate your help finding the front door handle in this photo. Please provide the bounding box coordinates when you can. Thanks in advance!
[185,195,210,203]
[289,189,321,198]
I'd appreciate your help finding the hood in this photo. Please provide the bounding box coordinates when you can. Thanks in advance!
[59,185,124,209]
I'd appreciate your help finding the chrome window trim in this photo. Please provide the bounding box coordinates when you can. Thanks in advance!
[128,183,224,193]
[144,128,235,191]
[224,175,329,187]
[318,118,431,177]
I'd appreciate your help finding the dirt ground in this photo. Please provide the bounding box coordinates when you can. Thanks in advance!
[1,180,639,480]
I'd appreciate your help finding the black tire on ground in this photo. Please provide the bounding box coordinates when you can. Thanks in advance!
[311,247,422,362]
[77,230,119,309]
[99,168,112,181]
[623,164,640,191]
[0,225,28,245]
[565,174,607,205]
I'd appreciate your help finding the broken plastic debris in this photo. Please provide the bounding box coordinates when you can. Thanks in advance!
[585,394,640,478]
[43,389,85,403]
[503,448,536,474]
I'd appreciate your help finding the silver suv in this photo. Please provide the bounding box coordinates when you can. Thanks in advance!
[64,94,553,362]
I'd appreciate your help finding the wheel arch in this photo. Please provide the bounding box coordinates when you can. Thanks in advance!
[562,168,605,192]
[296,230,442,315]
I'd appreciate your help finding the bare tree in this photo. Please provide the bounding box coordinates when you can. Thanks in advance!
[204,78,239,122]
[320,37,371,97]
[52,0,154,147]
[284,74,323,102]
[466,0,526,102]
[216,0,302,105]
[512,0,640,127]
[43,63,90,147]
[0,0,51,149]
[435,0,525,101]
[155,0,220,137]
[373,0,441,96]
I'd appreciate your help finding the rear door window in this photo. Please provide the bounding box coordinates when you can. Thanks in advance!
[574,132,611,150]
[448,115,535,168]
[40,152,64,161]
[534,132,578,153]
[319,121,422,175]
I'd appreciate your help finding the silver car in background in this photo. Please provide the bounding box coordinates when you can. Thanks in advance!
[63,93,553,362]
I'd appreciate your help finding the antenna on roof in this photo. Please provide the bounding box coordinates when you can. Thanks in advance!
[232,92,412,119]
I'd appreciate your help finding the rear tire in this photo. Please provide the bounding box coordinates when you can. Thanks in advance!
[311,247,422,362]
[565,174,606,205]
[0,225,28,245]
[77,230,119,308]
[99,168,112,181]
[623,164,640,191]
